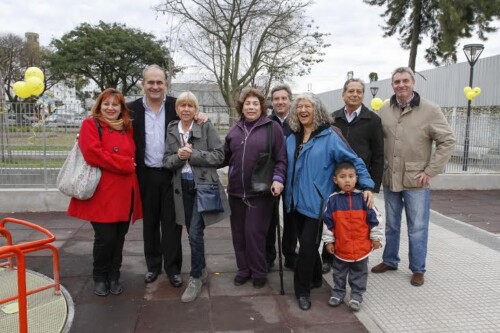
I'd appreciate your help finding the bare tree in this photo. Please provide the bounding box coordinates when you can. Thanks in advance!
[155,0,329,120]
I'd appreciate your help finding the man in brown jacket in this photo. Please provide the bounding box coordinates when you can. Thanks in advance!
[371,67,455,287]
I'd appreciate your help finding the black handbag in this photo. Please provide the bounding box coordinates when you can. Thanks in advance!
[251,123,275,193]
[196,182,224,213]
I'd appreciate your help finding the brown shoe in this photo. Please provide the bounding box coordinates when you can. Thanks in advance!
[371,262,397,273]
[411,272,424,286]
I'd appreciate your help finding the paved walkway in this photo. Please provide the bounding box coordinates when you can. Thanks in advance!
[0,190,499,332]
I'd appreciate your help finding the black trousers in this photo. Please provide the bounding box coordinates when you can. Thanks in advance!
[292,211,323,298]
[265,198,298,266]
[91,221,130,282]
[321,243,334,265]
[139,168,182,276]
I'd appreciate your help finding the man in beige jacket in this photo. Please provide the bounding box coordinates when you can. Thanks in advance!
[371,67,455,287]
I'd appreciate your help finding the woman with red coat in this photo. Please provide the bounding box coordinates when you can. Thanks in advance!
[67,88,143,297]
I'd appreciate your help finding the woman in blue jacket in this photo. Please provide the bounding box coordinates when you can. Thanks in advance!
[284,93,375,311]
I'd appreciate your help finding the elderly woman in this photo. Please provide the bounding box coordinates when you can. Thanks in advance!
[223,87,287,288]
[67,88,143,297]
[164,91,230,302]
[284,93,375,311]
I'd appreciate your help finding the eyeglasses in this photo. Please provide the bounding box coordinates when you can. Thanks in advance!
[296,104,313,110]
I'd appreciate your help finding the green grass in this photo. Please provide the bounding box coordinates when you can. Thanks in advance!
[0,158,66,168]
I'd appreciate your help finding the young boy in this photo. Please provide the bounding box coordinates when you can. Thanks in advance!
[322,161,383,312]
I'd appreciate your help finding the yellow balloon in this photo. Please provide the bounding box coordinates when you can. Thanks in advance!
[25,67,45,82]
[463,86,472,94]
[371,97,383,111]
[25,77,45,96]
[473,87,481,96]
[13,81,31,99]
[466,91,476,101]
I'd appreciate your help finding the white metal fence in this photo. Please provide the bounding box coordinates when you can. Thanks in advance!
[1,102,499,188]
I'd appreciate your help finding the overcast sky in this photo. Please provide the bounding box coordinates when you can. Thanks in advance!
[2,0,500,94]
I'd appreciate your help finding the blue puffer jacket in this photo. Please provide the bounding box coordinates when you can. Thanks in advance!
[284,126,374,220]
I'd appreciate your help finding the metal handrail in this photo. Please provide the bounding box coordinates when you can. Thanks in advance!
[0,217,61,333]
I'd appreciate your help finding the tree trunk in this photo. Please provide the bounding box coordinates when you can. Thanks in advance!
[408,0,423,71]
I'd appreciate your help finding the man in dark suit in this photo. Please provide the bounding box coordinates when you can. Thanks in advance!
[128,64,183,287]
[321,78,384,274]
[266,84,298,271]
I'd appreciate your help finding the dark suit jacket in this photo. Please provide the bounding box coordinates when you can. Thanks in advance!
[127,96,179,180]
[332,104,384,192]
[268,111,293,137]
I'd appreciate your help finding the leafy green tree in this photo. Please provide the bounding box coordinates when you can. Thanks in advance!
[48,21,178,95]
[364,0,500,70]
[369,72,379,82]
[156,0,329,120]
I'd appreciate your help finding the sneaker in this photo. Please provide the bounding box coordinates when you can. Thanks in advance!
[328,296,343,307]
[201,268,208,284]
[181,277,202,303]
[348,299,361,312]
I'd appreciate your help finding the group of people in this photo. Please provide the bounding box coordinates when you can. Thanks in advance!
[66,64,455,312]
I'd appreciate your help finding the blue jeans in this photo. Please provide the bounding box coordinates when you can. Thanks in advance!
[382,187,430,273]
[181,178,206,279]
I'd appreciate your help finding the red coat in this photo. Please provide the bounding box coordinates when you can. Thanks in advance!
[67,118,143,223]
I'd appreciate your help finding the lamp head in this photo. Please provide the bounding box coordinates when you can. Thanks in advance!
[370,86,379,97]
[463,44,484,66]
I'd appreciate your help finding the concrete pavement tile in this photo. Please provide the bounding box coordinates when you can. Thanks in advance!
[59,276,90,303]
[123,240,145,256]
[69,224,94,241]
[136,299,211,332]
[204,227,233,240]
[70,301,141,333]
[142,273,187,301]
[204,239,234,254]
[125,225,144,241]
[205,254,236,273]
[60,239,93,256]
[293,323,369,333]
[205,217,230,228]
[209,295,286,332]
[121,254,149,276]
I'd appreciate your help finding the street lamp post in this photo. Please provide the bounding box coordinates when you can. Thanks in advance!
[370,86,379,98]
[462,44,484,171]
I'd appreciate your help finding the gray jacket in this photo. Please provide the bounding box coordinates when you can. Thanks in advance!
[164,120,230,226]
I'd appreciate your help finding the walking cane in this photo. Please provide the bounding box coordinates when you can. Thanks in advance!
[274,195,285,295]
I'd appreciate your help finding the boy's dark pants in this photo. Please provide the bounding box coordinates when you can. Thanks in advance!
[330,255,369,303]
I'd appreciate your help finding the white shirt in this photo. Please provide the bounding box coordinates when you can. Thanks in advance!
[344,105,362,123]
[177,121,194,174]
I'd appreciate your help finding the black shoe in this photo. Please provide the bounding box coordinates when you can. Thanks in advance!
[253,277,267,289]
[322,262,332,274]
[169,274,183,288]
[233,275,251,286]
[109,280,124,295]
[298,296,311,311]
[144,271,159,283]
[94,281,109,296]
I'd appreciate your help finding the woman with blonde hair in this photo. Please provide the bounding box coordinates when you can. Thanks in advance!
[164,91,230,302]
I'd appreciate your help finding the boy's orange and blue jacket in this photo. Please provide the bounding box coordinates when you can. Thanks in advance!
[322,189,383,262]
